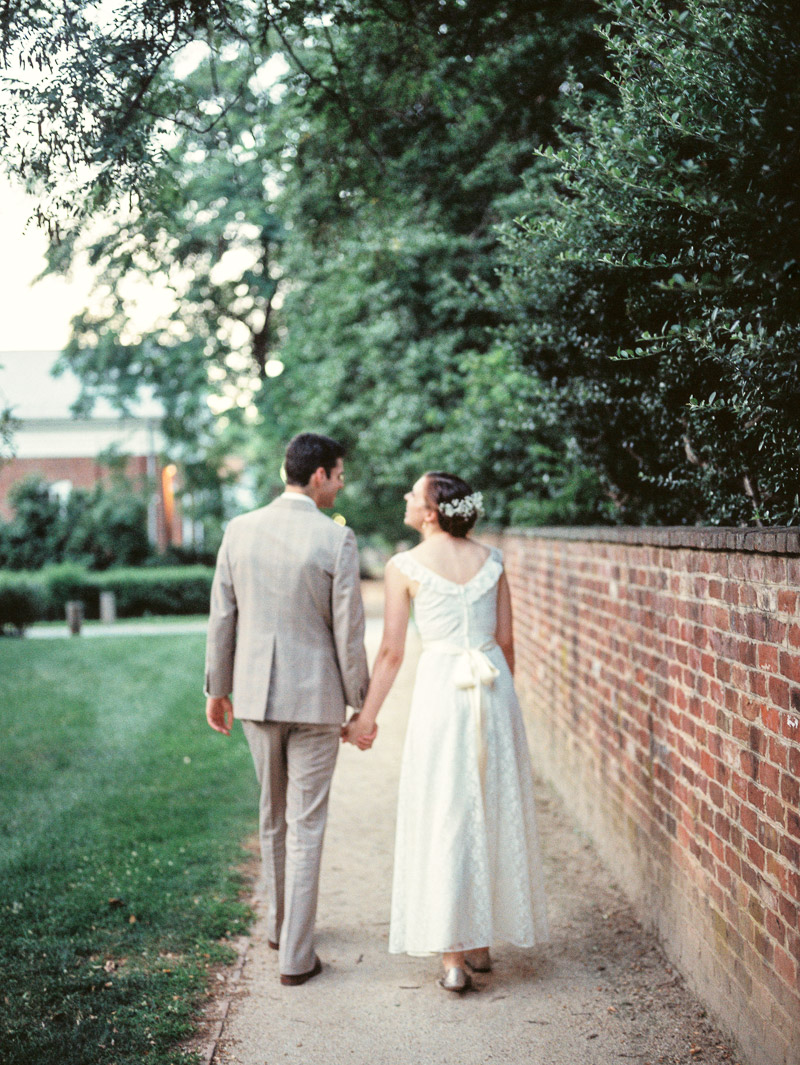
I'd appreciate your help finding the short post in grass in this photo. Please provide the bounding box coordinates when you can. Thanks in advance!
[100,591,117,624]
[66,600,84,635]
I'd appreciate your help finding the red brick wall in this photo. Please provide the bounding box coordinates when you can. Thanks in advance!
[497,528,799,1065]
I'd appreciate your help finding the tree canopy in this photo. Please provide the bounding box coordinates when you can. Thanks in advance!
[499,0,800,525]
[2,0,797,533]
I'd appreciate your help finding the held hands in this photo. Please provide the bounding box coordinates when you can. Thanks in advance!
[341,712,378,751]
[206,695,233,736]
[206,695,375,748]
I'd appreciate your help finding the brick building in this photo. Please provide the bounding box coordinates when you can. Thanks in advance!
[0,350,183,549]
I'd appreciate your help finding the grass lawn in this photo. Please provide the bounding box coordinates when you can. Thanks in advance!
[0,634,259,1065]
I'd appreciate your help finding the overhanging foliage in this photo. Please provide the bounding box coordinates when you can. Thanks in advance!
[499,0,800,525]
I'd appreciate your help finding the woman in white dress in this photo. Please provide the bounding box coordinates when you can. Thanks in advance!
[344,471,549,992]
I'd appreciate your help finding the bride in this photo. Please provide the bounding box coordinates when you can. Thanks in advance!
[344,471,549,992]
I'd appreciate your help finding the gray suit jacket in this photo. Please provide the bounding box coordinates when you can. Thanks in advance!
[204,495,369,724]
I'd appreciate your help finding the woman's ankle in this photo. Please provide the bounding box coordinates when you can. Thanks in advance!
[442,951,465,969]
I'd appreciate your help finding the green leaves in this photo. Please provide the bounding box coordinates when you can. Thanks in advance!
[252,2,610,530]
[0,475,151,571]
[1,1,248,232]
[498,0,800,526]
[17,1,800,531]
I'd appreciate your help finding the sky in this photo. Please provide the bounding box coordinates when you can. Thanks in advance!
[0,179,95,352]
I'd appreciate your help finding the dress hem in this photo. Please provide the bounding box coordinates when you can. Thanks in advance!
[388,935,549,956]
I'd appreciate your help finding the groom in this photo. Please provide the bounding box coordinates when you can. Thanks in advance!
[205,432,369,985]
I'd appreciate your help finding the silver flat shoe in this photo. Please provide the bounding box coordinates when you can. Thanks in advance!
[437,966,472,993]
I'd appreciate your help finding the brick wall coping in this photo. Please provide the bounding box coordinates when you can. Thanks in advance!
[502,525,800,555]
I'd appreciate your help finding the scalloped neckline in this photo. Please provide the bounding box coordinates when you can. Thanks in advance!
[406,550,495,588]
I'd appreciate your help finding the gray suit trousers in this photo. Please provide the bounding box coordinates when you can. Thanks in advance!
[242,720,340,976]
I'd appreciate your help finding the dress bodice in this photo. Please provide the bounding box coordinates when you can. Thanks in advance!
[388,547,504,647]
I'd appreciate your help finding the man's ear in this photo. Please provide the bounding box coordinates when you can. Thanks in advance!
[310,466,327,486]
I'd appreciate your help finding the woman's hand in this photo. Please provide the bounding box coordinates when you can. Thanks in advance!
[342,712,378,750]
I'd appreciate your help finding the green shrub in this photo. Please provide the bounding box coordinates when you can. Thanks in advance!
[0,565,215,625]
[38,561,99,619]
[0,477,64,570]
[95,566,214,618]
[0,476,154,571]
[0,575,47,635]
[499,0,800,526]
[63,482,151,569]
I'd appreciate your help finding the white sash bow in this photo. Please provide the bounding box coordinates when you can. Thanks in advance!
[423,640,500,790]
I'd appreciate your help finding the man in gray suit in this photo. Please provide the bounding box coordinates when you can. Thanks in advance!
[205,432,369,985]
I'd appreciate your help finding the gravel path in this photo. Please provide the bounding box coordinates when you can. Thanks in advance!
[190,597,746,1065]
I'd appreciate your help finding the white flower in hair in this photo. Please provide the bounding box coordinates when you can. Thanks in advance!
[437,491,484,519]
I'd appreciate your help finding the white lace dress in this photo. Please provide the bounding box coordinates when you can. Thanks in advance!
[388,548,549,956]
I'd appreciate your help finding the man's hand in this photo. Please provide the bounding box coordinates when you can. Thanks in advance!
[341,712,378,750]
[206,695,233,736]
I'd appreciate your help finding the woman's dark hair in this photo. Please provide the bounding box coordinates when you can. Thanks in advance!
[424,471,480,538]
[284,432,345,486]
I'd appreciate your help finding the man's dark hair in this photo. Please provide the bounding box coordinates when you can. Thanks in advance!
[284,432,345,486]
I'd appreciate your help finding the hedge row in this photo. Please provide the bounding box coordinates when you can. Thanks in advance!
[0,564,215,634]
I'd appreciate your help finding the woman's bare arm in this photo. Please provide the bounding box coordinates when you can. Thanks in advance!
[343,561,411,747]
[495,571,515,674]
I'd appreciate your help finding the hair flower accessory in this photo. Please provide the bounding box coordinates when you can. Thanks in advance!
[438,491,484,519]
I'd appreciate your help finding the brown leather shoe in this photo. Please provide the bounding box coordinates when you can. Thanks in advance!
[268,939,279,951]
[280,956,322,986]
